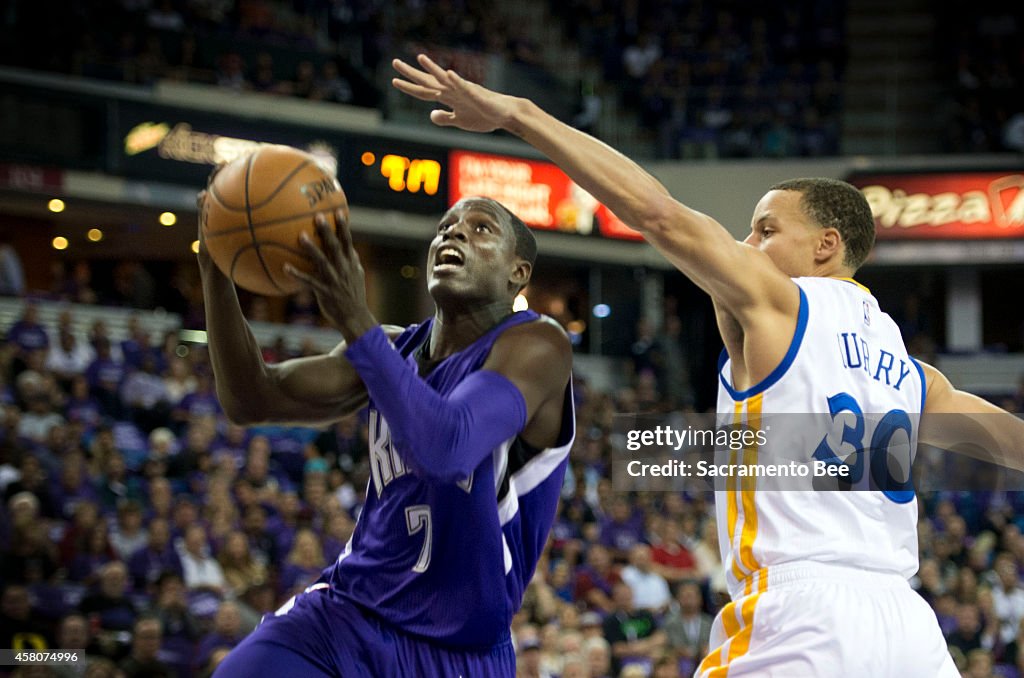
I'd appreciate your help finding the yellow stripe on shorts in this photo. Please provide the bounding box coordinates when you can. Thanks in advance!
[696,585,764,677]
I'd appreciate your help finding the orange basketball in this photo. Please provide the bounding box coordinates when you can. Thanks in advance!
[202,145,349,296]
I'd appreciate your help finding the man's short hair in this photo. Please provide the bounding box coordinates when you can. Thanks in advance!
[769,178,876,271]
[469,197,537,267]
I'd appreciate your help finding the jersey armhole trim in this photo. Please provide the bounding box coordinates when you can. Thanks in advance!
[910,356,927,413]
[718,286,809,401]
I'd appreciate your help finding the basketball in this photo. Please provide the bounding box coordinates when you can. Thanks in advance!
[202,144,349,296]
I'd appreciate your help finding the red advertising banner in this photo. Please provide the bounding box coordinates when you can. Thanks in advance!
[448,150,644,241]
[0,164,64,193]
[848,172,1024,240]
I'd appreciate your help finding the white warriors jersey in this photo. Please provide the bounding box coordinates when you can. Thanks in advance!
[715,277,926,600]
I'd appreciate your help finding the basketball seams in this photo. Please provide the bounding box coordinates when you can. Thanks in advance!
[204,202,348,239]
[247,158,313,210]
[240,149,285,294]
[208,181,248,213]
[207,154,311,213]
[228,242,308,296]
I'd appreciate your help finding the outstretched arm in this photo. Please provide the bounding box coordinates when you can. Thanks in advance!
[918,362,1024,471]
[391,55,796,323]
[198,195,380,425]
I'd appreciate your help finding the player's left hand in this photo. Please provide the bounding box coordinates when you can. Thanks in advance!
[392,54,518,133]
[284,209,377,342]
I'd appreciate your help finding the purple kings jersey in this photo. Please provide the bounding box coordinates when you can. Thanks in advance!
[322,311,575,648]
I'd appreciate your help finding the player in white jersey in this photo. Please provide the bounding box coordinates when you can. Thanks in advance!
[392,53,1024,677]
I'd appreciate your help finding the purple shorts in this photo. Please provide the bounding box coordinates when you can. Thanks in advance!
[213,584,516,677]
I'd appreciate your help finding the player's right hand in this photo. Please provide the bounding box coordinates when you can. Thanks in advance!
[391,54,519,134]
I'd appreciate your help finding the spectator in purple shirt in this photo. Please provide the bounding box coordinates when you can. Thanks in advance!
[196,601,246,669]
[574,544,623,614]
[6,303,50,356]
[267,491,304,561]
[120,315,161,371]
[128,517,182,589]
[68,521,116,583]
[50,450,99,519]
[171,372,221,432]
[85,338,126,419]
[278,528,325,598]
[600,496,646,559]
[211,423,248,470]
[65,375,103,432]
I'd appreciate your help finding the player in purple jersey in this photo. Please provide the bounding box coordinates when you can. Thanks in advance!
[198,187,574,676]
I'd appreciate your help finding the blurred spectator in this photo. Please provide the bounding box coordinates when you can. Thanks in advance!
[4,456,57,518]
[650,517,698,584]
[7,303,50,358]
[620,544,671,613]
[178,524,226,594]
[121,354,172,433]
[65,376,103,432]
[171,372,221,427]
[516,635,550,678]
[290,60,317,99]
[1,492,58,583]
[217,531,267,598]
[46,330,95,386]
[600,496,645,558]
[584,635,612,678]
[53,613,98,678]
[85,339,126,419]
[966,648,995,678]
[152,571,201,648]
[120,615,172,678]
[80,560,139,633]
[196,601,245,668]
[948,602,985,654]
[992,552,1024,645]
[574,544,621,613]
[251,52,281,93]
[663,581,712,666]
[602,581,666,675]
[109,500,149,561]
[128,517,182,589]
[313,61,353,104]
[162,357,196,406]
[215,53,249,90]
[0,584,51,649]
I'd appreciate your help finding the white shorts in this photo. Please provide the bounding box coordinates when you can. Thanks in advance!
[695,561,958,677]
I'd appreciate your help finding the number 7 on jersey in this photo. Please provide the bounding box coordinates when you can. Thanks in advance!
[405,505,432,573]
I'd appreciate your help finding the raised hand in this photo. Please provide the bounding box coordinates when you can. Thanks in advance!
[392,54,519,134]
[284,209,377,342]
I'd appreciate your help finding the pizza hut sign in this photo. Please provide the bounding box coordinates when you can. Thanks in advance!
[848,172,1024,240]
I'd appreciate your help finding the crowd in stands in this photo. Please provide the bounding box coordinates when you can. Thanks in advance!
[8,1,1024,160]
[940,1,1024,153]
[551,0,845,159]
[4,0,844,160]
[1,0,533,112]
[0,296,1023,678]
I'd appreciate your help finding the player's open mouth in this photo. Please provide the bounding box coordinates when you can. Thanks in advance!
[433,247,465,273]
